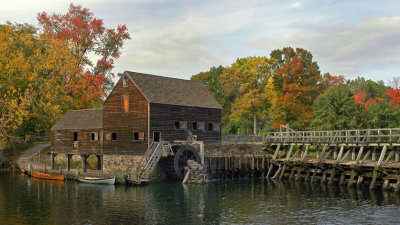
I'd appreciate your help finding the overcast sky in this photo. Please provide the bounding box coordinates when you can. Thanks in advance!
[1,0,400,83]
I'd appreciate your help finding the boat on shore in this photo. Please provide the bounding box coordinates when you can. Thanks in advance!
[78,176,115,185]
[32,171,65,181]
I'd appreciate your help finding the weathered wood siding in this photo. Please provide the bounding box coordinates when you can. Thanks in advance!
[149,103,221,144]
[103,77,149,155]
[51,129,103,154]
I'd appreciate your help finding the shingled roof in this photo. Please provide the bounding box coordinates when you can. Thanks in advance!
[125,71,221,109]
[51,109,103,131]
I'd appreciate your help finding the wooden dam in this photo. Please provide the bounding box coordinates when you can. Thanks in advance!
[207,127,400,192]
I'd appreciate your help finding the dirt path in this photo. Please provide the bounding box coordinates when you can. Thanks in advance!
[16,143,50,168]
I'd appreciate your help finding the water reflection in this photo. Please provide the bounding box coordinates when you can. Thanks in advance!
[1,172,400,224]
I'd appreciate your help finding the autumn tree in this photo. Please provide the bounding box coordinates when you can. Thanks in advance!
[220,56,276,134]
[0,23,80,151]
[311,85,367,130]
[270,47,324,130]
[37,3,131,107]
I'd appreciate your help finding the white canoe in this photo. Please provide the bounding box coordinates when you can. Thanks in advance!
[78,177,115,185]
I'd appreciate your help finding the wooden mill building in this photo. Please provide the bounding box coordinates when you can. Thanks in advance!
[51,71,222,172]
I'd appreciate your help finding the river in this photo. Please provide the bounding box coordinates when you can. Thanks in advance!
[1,172,400,224]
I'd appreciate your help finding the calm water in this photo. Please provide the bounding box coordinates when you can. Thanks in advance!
[1,172,400,224]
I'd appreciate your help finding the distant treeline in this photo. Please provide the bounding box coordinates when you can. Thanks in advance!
[191,47,400,134]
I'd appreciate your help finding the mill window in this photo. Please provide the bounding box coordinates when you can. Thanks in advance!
[122,95,129,114]
[73,132,78,141]
[112,133,117,141]
[192,122,198,131]
[91,132,98,141]
[133,132,145,141]
[56,134,61,141]
[174,121,187,130]
[122,77,128,88]
[207,123,213,131]
[213,123,221,132]
[106,133,111,141]
[198,122,205,131]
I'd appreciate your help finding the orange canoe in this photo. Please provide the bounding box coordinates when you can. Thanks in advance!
[32,171,65,181]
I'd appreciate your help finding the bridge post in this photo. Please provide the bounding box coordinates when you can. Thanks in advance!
[266,144,280,179]
[280,144,294,179]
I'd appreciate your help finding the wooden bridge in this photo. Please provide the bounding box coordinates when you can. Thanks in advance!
[215,127,400,191]
[261,127,400,191]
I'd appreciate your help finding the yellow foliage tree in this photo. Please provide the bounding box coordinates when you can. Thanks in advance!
[220,56,278,133]
[0,23,80,151]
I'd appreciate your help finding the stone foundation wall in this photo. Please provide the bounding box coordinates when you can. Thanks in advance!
[103,154,143,175]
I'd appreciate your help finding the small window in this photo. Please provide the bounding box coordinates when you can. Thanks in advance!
[56,134,61,141]
[198,122,205,131]
[73,132,78,141]
[122,95,129,114]
[213,123,221,132]
[112,133,117,141]
[192,122,198,131]
[91,132,98,141]
[207,123,213,131]
[174,121,187,130]
[122,77,128,88]
[134,132,139,140]
[106,133,111,141]
[133,132,145,141]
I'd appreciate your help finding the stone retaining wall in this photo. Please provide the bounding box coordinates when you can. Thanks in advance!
[103,155,143,175]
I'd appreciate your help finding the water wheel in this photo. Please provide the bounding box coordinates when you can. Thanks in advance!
[160,145,201,181]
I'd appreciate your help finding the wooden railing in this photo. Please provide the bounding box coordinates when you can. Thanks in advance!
[262,128,400,144]
[222,134,262,145]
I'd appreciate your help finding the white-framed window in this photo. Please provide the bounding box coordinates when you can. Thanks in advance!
[106,132,111,141]
[198,122,205,131]
[56,133,61,141]
[91,132,98,141]
[207,123,221,132]
[174,121,187,130]
[213,123,221,132]
[133,132,145,141]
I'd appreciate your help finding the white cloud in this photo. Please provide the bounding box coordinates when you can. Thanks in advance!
[249,16,400,79]
[292,2,301,8]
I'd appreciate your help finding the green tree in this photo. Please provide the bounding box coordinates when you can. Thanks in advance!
[311,85,367,130]
[191,66,233,123]
[366,100,400,128]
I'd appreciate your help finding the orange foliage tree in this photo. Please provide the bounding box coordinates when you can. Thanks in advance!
[270,47,324,130]
[37,3,131,108]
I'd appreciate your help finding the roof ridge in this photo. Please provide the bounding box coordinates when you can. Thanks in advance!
[68,108,103,112]
[125,71,199,83]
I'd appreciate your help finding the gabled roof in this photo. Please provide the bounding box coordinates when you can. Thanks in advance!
[51,108,103,131]
[125,71,221,109]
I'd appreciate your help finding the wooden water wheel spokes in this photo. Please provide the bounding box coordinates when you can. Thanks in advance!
[173,145,200,180]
